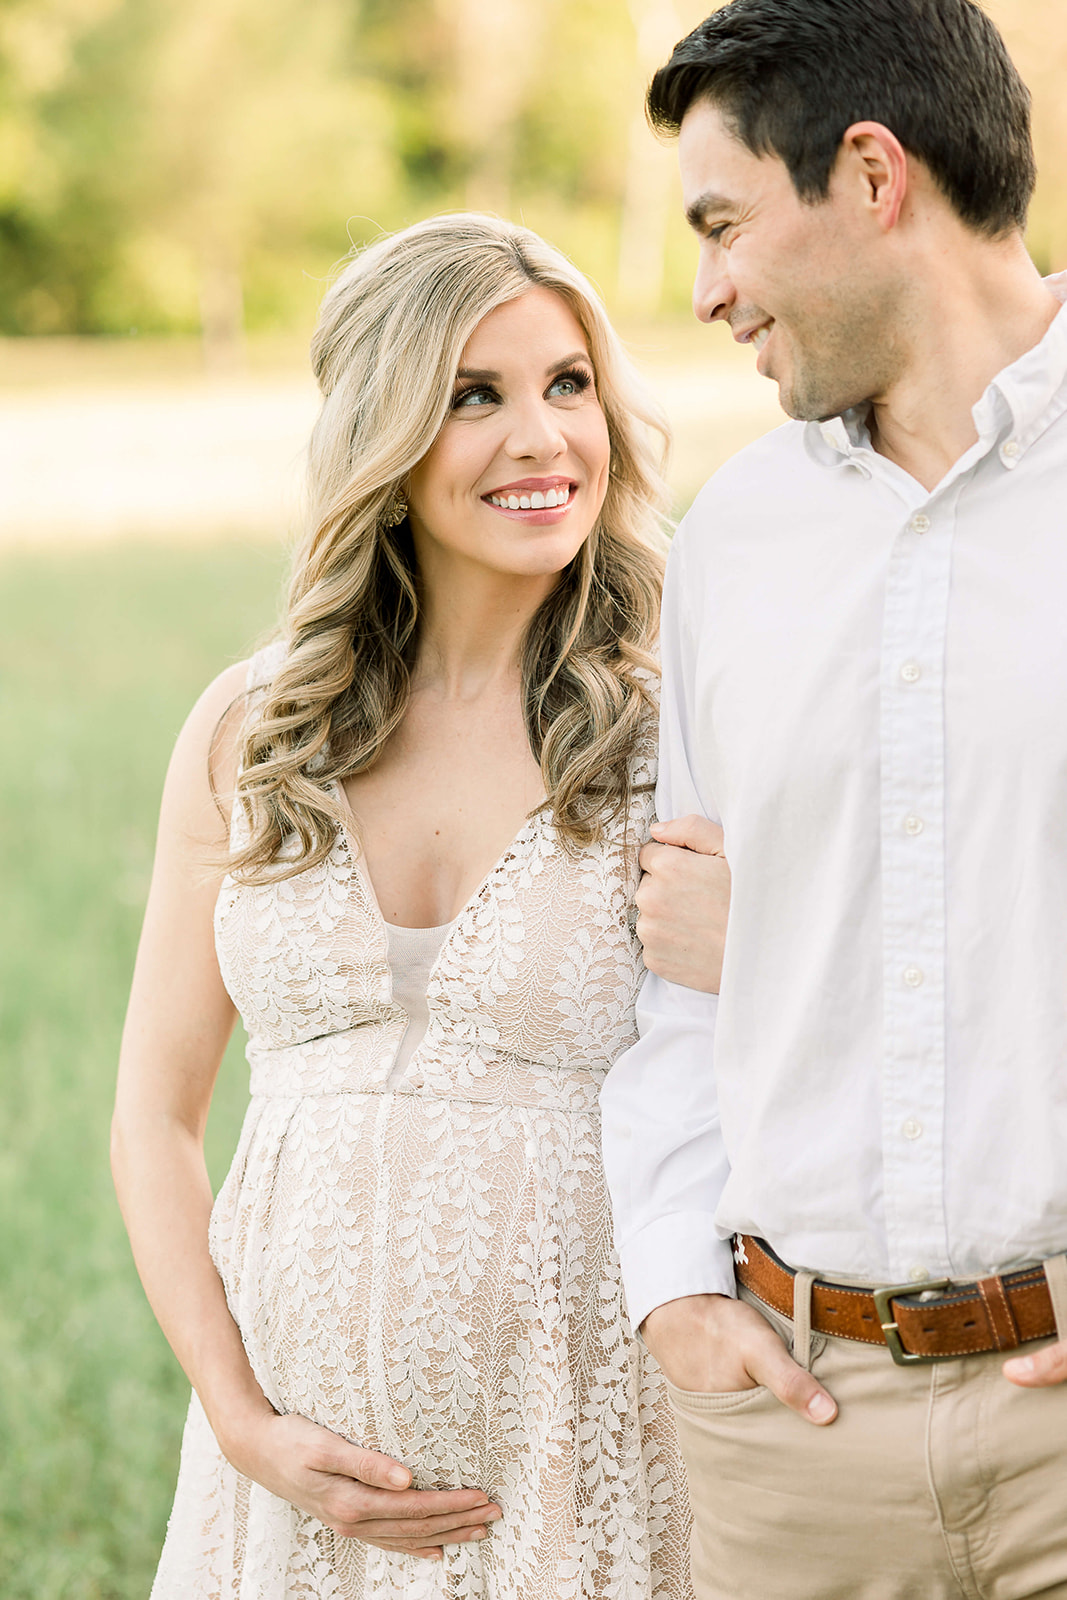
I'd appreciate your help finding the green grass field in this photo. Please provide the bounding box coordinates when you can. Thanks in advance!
[0,539,288,1598]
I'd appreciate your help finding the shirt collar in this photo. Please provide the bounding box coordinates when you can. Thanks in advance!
[806,275,1067,473]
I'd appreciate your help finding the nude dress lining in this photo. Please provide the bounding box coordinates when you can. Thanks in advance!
[383,919,455,1086]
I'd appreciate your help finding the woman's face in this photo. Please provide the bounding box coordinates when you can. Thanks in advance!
[405,287,611,582]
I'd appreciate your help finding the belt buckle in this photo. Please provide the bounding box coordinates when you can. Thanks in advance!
[872,1279,954,1366]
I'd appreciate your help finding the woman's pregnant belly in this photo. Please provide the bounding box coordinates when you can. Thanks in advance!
[208,1087,628,1500]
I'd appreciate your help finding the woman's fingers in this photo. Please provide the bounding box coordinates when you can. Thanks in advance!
[636,826,732,993]
[357,1535,445,1560]
[318,1476,501,1542]
[649,813,725,855]
[342,1509,499,1541]
[242,1413,502,1546]
[339,1444,412,1489]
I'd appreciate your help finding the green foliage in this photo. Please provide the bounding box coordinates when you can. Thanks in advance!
[1,0,1062,335]
[0,0,704,335]
[0,538,287,1597]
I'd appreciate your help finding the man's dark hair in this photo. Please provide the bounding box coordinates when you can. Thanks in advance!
[648,0,1036,236]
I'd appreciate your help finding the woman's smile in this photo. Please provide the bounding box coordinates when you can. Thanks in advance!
[482,475,578,523]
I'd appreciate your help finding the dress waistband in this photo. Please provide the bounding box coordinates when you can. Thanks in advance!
[245,1032,604,1114]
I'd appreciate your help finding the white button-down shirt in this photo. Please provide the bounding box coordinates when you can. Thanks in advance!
[602,288,1067,1333]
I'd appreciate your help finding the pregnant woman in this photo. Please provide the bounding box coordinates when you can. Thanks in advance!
[112,213,728,1599]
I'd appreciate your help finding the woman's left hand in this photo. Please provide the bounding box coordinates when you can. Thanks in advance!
[635,814,730,993]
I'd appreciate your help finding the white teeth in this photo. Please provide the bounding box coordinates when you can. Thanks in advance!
[751,325,772,351]
[487,486,570,509]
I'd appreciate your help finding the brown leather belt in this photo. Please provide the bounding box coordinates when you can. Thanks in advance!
[733,1235,1058,1367]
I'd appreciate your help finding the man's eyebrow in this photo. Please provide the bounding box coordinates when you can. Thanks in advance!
[685,191,736,230]
[455,351,591,384]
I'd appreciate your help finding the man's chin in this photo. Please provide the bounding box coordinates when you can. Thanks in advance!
[778,381,860,425]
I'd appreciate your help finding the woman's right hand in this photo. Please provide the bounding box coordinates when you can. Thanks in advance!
[225,1410,502,1562]
[636,814,731,992]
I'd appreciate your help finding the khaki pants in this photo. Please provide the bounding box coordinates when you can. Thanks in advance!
[668,1261,1067,1600]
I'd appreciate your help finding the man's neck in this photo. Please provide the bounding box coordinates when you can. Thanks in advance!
[866,236,1059,493]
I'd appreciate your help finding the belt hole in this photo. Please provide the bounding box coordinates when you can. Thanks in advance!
[860,1312,873,1323]
[825,1307,838,1316]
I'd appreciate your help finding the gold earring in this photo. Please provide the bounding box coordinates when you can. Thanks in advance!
[384,493,408,528]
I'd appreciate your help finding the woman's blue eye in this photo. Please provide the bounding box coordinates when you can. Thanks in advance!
[452,368,593,409]
[548,368,593,398]
[453,386,496,409]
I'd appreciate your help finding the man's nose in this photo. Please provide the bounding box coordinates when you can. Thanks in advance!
[692,250,736,325]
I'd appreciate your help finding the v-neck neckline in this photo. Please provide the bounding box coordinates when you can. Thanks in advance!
[327,778,547,945]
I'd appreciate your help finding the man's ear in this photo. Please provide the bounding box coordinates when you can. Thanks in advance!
[838,120,909,233]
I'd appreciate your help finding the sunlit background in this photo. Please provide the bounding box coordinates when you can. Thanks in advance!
[1,2,1064,1593]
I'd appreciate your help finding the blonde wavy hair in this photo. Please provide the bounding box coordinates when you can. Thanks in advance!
[229,213,670,882]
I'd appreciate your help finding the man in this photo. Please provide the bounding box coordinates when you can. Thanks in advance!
[602,1,1067,1595]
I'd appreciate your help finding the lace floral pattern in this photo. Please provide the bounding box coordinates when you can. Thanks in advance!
[152,643,692,1599]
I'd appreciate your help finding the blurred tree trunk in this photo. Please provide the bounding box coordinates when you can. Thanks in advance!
[198,240,245,371]
[987,0,1067,273]
[450,0,544,215]
[617,0,682,315]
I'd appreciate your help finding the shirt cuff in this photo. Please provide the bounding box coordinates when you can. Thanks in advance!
[618,1212,738,1335]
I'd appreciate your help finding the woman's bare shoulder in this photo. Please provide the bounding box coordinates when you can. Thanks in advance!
[159,660,256,850]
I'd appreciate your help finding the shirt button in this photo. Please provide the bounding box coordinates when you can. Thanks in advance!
[900,661,922,684]
[1002,439,1019,459]
[903,965,924,988]
[910,514,930,535]
[908,1265,930,1284]
[904,814,925,836]
[902,1118,923,1140]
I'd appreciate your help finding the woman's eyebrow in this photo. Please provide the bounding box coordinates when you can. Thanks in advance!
[455,351,592,384]
[546,351,592,375]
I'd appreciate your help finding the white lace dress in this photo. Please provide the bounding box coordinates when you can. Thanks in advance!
[151,644,692,1600]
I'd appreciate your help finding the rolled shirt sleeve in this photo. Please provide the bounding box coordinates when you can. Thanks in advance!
[601,517,737,1332]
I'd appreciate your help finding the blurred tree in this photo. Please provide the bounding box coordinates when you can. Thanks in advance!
[988,0,1067,274]
[0,0,1061,340]
[618,0,683,314]
[138,0,398,363]
[0,0,149,333]
[449,0,545,215]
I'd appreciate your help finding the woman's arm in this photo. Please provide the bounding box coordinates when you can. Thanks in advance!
[111,664,499,1560]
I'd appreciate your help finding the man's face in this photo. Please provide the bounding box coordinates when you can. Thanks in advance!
[678,100,910,421]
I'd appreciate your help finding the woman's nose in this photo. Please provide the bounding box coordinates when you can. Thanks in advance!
[505,399,567,461]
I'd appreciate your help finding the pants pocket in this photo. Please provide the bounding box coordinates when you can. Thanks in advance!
[665,1380,771,1415]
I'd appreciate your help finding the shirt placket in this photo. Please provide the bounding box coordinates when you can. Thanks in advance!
[879,493,957,1285]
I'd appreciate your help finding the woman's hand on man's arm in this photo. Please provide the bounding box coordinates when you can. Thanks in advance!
[635,814,730,993]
